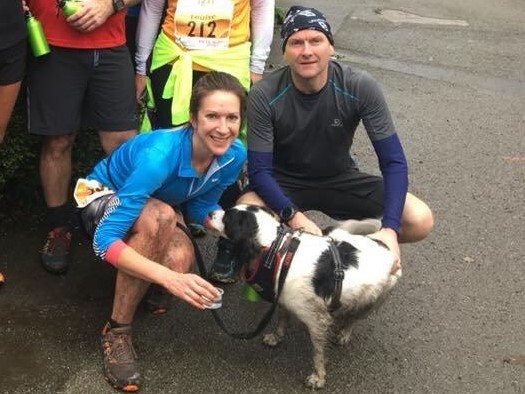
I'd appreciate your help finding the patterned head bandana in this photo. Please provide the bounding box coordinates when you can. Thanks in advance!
[280,6,334,52]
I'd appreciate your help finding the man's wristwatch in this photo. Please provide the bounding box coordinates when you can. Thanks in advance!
[279,206,298,223]
[112,0,125,13]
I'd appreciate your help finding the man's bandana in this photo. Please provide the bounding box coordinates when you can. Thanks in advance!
[280,6,334,52]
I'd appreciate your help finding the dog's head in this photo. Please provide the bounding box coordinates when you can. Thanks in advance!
[207,204,281,264]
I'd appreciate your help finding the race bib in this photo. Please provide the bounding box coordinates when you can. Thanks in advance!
[174,0,234,50]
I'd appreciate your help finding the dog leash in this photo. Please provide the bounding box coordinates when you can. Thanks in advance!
[176,221,298,340]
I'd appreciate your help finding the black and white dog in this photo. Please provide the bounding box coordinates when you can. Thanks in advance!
[207,204,401,389]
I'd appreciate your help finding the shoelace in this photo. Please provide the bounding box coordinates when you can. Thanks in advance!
[42,229,71,254]
[103,332,137,364]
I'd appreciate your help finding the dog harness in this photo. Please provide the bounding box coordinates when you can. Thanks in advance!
[327,240,345,312]
[241,227,345,311]
[241,226,301,302]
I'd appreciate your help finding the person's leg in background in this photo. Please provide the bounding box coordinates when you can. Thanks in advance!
[0,37,26,144]
[0,38,27,285]
[28,46,136,275]
[26,46,84,274]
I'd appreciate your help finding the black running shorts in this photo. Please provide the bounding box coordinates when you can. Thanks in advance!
[27,45,137,135]
[0,39,26,85]
[276,170,384,221]
[78,194,116,240]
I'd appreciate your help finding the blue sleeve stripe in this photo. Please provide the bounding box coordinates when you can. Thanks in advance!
[371,134,408,232]
[329,80,359,101]
[269,84,293,106]
[247,150,292,212]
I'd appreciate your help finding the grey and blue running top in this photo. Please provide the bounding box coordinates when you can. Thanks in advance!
[87,126,246,260]
[247,60,408,231]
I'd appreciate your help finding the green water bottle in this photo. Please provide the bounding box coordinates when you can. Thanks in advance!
[25,11,50,57]
[58,0,82,17]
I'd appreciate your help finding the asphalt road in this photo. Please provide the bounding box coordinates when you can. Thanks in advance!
[1,1,524,393]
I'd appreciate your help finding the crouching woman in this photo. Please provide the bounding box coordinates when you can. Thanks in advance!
[77,71,246,392]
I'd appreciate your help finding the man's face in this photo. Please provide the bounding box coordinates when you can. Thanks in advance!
[283,29,334,82]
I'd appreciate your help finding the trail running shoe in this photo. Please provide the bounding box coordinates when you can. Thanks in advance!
[40,227,72,274]
[208,238,238,284]
[101,322,142,392]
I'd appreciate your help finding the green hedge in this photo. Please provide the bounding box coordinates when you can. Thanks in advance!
[0,94,104,216]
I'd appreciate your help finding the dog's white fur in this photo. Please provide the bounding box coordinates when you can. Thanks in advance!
[208,205,401,389]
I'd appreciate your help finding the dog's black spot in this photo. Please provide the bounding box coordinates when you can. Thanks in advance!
[312,241,358,300]
[223,209,261,264]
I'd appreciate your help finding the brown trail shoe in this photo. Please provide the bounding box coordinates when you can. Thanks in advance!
[100,322,142,392]
[40,227,71,274]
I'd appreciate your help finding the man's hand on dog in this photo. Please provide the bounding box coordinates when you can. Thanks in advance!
[368,228,401,274]
[287,211,322,235]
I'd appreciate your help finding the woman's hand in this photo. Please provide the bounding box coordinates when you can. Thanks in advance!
[162,272,220,310]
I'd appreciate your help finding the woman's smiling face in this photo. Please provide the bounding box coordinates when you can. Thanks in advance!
[190,90,241,157]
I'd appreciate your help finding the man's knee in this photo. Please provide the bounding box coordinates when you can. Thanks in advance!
[42,134,75,156]
[411,206,434,241]
[99,130,136,154]
[400,194,434,242]
[237,191,266,206]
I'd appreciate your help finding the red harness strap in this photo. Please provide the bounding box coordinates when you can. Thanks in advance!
[241,228,302,302]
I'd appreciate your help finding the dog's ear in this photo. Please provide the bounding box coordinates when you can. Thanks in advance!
[223,209,254,242]
[223,209,261,263]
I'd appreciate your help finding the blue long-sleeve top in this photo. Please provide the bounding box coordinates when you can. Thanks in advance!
[87,126,246,262]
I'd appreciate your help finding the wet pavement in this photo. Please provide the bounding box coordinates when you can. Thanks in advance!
[1,0,525,393]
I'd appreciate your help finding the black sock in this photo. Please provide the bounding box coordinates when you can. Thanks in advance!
[46,203,72,230]
[109,319,131,329]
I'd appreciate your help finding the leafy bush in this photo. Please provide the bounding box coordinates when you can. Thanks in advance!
[0,94,104,216]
